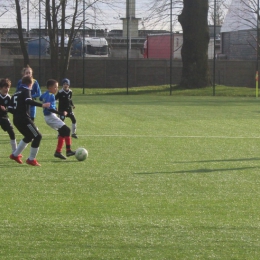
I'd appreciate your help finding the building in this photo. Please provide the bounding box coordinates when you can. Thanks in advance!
[220,0,257,60]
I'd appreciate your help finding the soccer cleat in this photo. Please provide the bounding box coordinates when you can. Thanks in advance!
[54,151,67,160]
[66,150,76,157]
[71,133,78,139]
[26,158,41,166]
[18,154,23,158]
[10,154,23,164]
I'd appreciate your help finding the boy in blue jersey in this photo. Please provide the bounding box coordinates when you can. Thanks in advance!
[17,65,41,121]
[40,79,75,160]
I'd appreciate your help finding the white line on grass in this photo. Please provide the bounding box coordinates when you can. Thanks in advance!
[75,134,260,139]
[1,134,260,139]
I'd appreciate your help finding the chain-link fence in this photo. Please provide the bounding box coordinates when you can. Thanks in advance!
[0,0,257,92]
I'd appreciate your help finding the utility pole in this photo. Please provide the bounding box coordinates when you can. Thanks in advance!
[83,0,86,94]
[256,0,259,98]
[170,0,173,95]
[213,0,216,96]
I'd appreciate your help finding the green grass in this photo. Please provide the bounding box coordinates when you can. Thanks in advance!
[68,84,257,97]
[1,95,260,259]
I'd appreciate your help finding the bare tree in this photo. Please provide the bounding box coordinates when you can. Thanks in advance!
[223,0,257,30]
[208,0,230,25]
[141,0,183,31]
[14,0,29,66]
[8,0,114,80]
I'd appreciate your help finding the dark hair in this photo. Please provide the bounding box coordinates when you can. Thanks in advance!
[0,78,11,88]
[21,75,33,86]
[21,65,33,76]
[46,79,58,88]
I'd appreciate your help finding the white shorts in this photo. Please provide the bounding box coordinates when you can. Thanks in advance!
[44,113,65,131]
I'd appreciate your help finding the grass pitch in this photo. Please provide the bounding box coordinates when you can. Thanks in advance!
[1,95,260,259]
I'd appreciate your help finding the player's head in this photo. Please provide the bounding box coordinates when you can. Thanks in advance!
[47,79,58,94]
[61,78,70,91]
[21,65,33,77]
[0,78,11,95]
[21,75,33,89]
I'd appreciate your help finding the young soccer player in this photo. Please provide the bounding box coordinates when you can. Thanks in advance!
[0,78,17,153]
[40,79,75,160]
[9,76,50,166]
[16,65,41,121]
[55,78,78,138]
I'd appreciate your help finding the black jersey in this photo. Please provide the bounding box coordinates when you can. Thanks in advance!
[0,93,11,119]
[55,89,74,112]
[10,86,33,119]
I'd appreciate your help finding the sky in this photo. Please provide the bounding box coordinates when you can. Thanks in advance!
[0,0,231,33]
[0,0,183,32]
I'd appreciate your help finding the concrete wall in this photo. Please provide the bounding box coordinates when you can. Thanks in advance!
[0,57,257,88]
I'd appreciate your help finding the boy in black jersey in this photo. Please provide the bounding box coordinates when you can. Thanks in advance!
[0,78,17,153]
[55,78,78,138]
[9,76,50,166]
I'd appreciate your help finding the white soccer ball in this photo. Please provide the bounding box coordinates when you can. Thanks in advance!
[75,148,88,161]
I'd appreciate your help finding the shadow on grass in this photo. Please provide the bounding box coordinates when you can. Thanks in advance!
[173,157,260,164]
[48,160,77,164]
[135,166,259,174]
[173,166,259,174]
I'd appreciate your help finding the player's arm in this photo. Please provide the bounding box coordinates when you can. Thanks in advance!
[48,108,67,116]
[32,81,41,99]
[69,92,75,108]
[0,105,7,111]
[7,106,14,114]
[25,98,50,108]
[69,99,75,109]
[7,96,15,114]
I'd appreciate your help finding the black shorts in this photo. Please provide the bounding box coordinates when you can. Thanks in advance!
[14,117,41,139]
[0,117,13,132]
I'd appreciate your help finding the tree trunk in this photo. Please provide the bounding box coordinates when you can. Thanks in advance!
[60,0,66,81]
[46,0,59,80]
[178,0,210,88]
[15,0,29,66]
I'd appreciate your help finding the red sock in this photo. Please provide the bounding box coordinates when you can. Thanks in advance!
[56,136,64,153]
[64,136,71,151]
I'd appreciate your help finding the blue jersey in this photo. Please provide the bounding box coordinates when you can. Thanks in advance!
[39,91,56,116]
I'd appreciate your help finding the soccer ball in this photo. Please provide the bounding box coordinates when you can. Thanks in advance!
[75,148,88,161]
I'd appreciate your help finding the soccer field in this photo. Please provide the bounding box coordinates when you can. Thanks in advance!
[1,95,260,259]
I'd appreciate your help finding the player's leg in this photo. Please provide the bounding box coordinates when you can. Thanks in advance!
[11,118,40,165]
[27,130,42,166]
[69,113,77,138]
[57,113,65,138]
[59,124,75,157]
[45,114,67,159]
[60,113,66,122]
[54,136,66,159]
[0,118,17,153]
